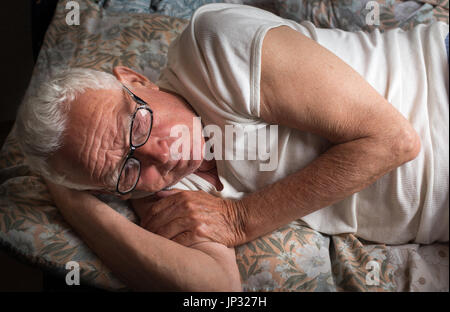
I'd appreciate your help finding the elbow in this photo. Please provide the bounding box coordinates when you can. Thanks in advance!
[391,125,421,164]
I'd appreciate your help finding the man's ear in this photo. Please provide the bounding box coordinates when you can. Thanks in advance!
[113,66,159,91]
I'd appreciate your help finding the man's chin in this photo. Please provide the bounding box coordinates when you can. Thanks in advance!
[127,181,181,199]
[127,190,156,199]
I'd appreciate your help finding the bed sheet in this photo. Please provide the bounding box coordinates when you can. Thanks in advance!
[0,0,448,291]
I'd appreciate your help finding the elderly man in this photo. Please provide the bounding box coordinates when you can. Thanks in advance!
[16,4,448,291]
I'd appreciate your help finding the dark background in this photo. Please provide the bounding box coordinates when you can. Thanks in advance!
[0,0,103,292]
[0,1,34,146]
[0,0,38,292]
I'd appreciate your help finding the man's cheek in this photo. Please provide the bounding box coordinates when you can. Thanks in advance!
[139,167,163,188]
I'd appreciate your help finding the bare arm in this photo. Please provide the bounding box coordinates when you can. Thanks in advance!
[234,26,421,243]
[45,180,241,291]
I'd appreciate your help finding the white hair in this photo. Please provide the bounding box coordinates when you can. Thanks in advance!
[16,67,122,190]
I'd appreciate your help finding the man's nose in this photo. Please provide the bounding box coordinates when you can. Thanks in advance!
[134,137,170,165]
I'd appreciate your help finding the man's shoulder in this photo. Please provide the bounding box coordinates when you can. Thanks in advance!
[190,3,256,29]
[190,3,283,42]
[161,3,291,121]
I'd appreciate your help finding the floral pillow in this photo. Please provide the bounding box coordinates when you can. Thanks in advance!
[275,0,449,32]
[102,0,152,13]
[149,0,224,18]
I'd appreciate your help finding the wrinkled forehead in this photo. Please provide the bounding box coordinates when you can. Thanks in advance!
[51,88,131,188]
[68,88,125,124]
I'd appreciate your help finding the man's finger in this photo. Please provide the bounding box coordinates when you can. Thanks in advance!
[139,197,178,228]
[147,192,182,216]
[145,204,187,232]
[155,217,192,239]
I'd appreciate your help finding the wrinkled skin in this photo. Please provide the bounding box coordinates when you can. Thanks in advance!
[132,189,246,248]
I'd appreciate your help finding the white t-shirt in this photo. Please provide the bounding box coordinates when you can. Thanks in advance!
[157,3,449,244]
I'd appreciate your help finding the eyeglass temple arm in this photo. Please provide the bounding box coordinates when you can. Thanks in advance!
[121,84,147,105]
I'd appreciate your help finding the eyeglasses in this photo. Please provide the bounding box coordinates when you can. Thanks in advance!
[116,85,153,195]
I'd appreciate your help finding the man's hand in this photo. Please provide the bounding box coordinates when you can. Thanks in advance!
[132,190,246,247]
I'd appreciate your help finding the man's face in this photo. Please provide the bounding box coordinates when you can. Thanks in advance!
[51,76,204,197]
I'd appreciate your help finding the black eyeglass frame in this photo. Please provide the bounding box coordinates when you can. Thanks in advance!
[116,85,154,195]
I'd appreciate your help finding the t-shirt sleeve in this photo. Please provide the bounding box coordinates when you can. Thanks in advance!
[158,3,294,120]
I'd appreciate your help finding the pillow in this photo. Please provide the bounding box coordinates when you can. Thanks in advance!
[149,0,225,19]
[102,0,152,13]
[149,1,279,19]
[275,0,449,32]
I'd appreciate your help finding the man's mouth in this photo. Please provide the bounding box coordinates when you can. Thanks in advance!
[128,189,156,199]
[127,180,179,199]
